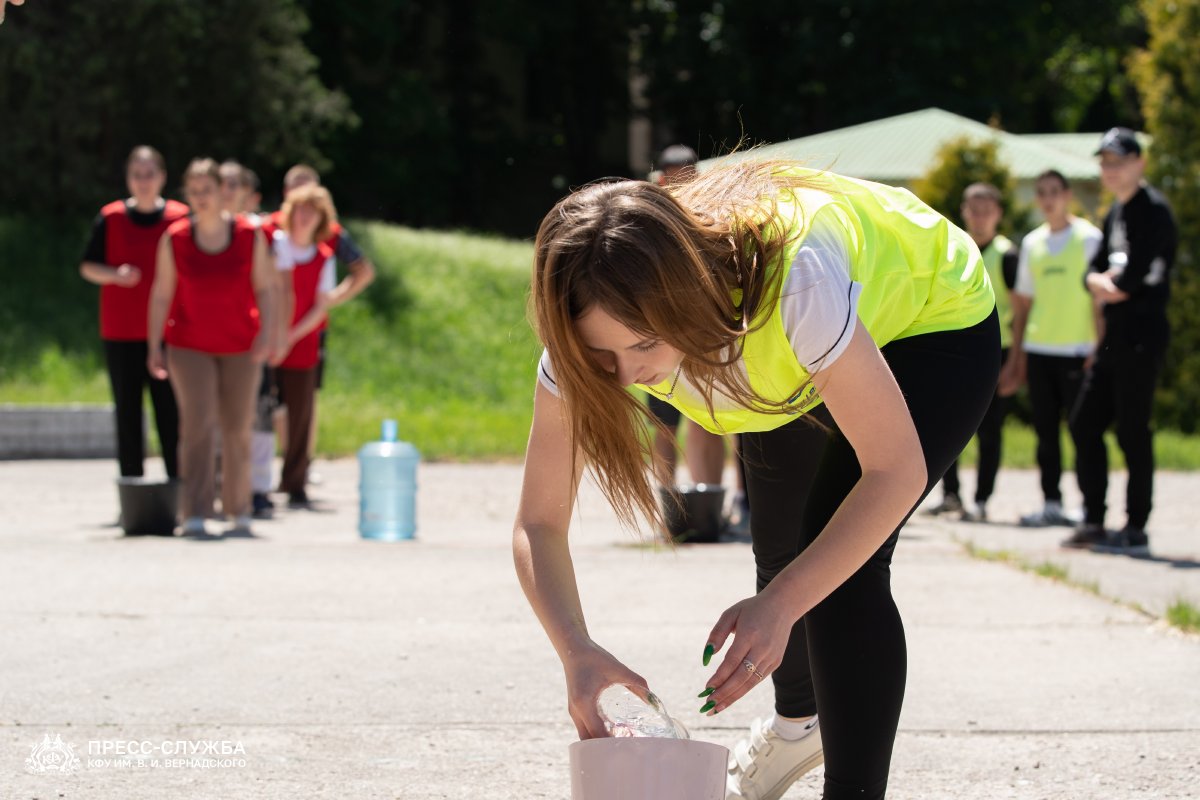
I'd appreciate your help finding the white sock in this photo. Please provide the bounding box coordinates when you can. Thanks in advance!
[250,431,275,493]
[770,713,818,741]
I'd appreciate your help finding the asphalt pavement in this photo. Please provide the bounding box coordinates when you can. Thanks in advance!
[1,458,1197,799]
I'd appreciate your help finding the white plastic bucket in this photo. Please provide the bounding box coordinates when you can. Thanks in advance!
[569,737,729,800]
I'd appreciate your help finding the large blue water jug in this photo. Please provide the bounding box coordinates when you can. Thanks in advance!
[358,419,419,541]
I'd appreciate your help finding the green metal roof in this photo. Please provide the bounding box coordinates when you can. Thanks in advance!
[1024,131,1152,164]
[701,108,1107,182]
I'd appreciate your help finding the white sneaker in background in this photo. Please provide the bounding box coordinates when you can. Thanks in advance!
[961,503,988,523]
[1020,500,1076,528]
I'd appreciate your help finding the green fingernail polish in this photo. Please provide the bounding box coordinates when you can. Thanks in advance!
[702,643,715,666]
[699,700,716,713]
[698,687,714,698]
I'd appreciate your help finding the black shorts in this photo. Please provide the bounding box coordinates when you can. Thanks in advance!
[647,394,680,427]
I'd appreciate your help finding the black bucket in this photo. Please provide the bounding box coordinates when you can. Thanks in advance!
[659,484,726,544]
[116,478,179,536]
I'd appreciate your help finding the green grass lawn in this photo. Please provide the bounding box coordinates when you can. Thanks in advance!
[0,216,542,460]
[310,222,541,459]
[3,215,1200,467]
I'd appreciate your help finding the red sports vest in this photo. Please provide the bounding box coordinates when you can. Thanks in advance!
[98,199,189,340]
[280,240,334,369]
[267,210,341,332]
[164,216,261,354]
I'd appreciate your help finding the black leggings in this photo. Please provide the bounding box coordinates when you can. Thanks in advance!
[941,347,1009,504]
[103,339,179,478]
[740,310,999,800]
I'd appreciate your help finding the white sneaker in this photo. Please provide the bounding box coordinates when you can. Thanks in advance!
[1019,501,1077,528]
[726,716,823,800]
[180,517,207,537]
[960,503,987,523]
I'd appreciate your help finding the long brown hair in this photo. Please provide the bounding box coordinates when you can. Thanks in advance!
[531,159,828,529]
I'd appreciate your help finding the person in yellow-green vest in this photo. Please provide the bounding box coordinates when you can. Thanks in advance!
[1009,170,1102,528]
[514,159,999,800]
[926,182,1019,522]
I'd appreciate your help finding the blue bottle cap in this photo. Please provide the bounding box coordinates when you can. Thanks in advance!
[381,419,398,442]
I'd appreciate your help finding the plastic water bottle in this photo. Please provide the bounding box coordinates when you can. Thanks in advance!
[358,419,419,541]
[597,684,689,739]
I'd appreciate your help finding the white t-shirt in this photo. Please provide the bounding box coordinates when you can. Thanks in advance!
[272,229,337,293]
[537,207,863,405]
[1014,217,1102,357]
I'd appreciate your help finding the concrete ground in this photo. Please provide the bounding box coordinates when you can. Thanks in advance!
[1,458,1197,799]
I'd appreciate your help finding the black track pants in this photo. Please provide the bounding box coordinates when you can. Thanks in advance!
[1069,338,1163,530]
[103,339,179,478]
[940,347,1009,504]
[1026,353,1086,503]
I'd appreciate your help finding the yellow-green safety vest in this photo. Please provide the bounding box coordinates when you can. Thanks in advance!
[982,235,1015,350]
[1022,221,1095,349]
[642,170,996,434]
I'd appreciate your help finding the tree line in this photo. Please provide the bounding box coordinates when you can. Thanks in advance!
[0,0,1145,231]
[1,0,1196,429]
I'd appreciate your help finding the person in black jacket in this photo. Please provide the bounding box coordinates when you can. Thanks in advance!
[1064,128,1177,555]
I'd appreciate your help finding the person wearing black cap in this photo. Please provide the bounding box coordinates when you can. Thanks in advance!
[1063,127,1177,555]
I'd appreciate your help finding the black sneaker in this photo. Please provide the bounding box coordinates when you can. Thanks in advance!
[287,489,311,509]
[1061,523,1107,549]
[1101,526,1150,556]
[922,494,963,516]
[252,492,274,519]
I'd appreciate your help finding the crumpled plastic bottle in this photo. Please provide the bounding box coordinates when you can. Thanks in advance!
[597,684,690,739]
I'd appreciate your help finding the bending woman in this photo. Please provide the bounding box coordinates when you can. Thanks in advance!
[513,161,998,800]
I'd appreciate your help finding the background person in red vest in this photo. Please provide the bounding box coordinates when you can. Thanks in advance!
[270,184,339,507]
[146,158,281,537]
[80,145,189,480]
[220,158,279,518]
[266,164,376,480]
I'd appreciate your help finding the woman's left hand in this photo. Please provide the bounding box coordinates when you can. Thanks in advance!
[698,591,799,715]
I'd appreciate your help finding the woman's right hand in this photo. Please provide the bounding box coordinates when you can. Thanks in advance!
[997,353,1024,397]
[146,346,167,380]
[249,331,271,365]
[113,264,142,288]
[563,640,651,740]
